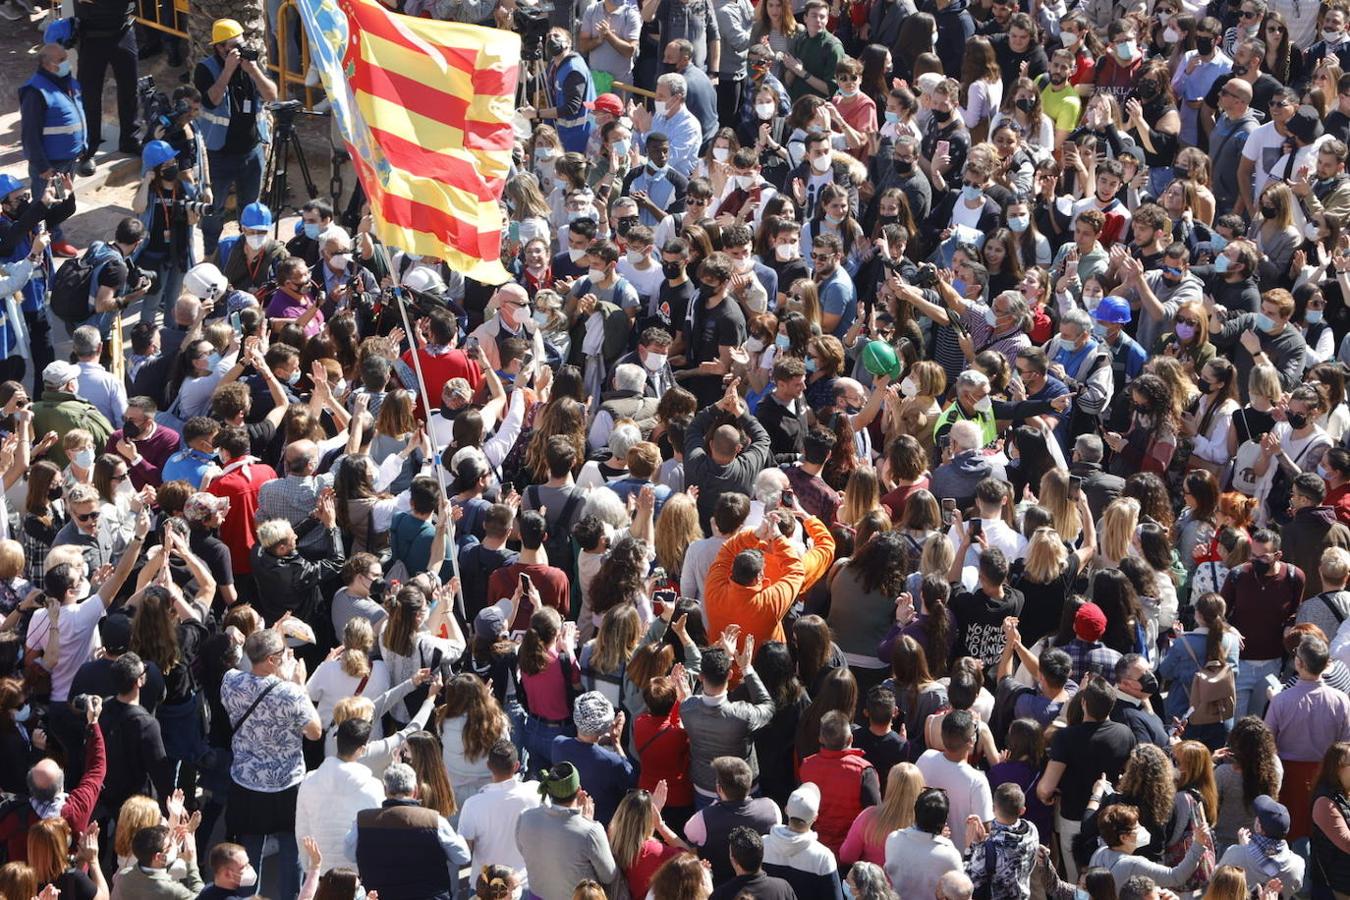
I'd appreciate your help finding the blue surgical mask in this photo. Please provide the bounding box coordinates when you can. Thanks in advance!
[14,703,31,723]
[303,222,322,240]
[804,357,818,373]
[775,334,791,350]
[613,139,630,158]
[205,352,222,369]
[952,277,967,296]
[1254,312,1275,332]
[1210,233,1229,252]
[1307,309,1324,324]
[1116,39,1138,60]
[884,111,900,125]
[287,369,302,386]
[1214,253,1231,273]
[1007,214,1030,232]
[55,61,71,78]
[961,184,983,203]
[647,163,668,179]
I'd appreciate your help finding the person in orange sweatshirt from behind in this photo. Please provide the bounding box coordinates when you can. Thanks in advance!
[704,502,835,652]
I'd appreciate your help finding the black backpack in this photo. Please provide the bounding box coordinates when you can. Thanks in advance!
[526,484,584,580]
[49,241,119,327]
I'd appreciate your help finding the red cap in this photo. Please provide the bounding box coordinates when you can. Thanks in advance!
[585,93,624,116]
[1074,602,1108,641]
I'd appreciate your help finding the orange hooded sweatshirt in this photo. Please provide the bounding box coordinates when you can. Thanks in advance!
[705,516,836,650]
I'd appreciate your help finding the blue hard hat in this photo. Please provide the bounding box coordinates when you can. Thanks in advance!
[0,174,25,200]
[44,18,76,47]
[142,140,177,170]
[239,202,273,229]
[1093,294,1132,325]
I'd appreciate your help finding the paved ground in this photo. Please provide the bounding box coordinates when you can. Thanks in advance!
[0,12,346,355]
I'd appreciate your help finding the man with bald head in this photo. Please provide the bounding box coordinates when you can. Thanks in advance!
[20,44,91,189]
[1208,69,1258,216]
[684,379,772,532]
[0,697,106,862]
[467,283,546,378]
[256,439,337,556]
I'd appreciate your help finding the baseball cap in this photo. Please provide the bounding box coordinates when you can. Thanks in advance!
[786,783,821,823]
[99,613,133,653]
[474,605,508,640]
[42,361,80,388]
[1253,795,1290,839]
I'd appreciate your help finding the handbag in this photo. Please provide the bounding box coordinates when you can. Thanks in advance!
[1162,792,1216,892]
[1230,408,1264,496]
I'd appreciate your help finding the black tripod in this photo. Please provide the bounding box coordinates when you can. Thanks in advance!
[263,102,322,235]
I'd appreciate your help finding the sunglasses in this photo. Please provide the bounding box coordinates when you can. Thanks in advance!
[1240,7,1260,15]
[76,511,101,522]
[811,252,834,261]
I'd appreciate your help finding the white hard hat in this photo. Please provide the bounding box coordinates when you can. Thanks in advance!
[402,265,446,295]
[183,263,229,301]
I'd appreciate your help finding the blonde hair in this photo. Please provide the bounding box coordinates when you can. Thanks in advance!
[115,795,163,858]
[1023,527,1069,583]
[1321,546,1350,585]
[607,790,659,870]
[866,762,924,845]
[840,467,883,527]
[26,818,69,884]
[590,604,642,675]
[0,540,24,580]
[920,532,955,578]
[1100,498,1141,563]
[340,617,374,679]
[1203,866,1249,900]
[909,360,947,398]
[1248,364,1283,406]
[653,493,702,576]
[61,428,93,454]
[332,695,376,726]
[1039,469,1081,543]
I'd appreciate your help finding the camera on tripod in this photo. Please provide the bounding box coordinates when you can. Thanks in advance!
[515,3,555,60]
[137,76,192,142]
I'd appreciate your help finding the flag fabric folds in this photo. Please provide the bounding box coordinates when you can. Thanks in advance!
[296,0,519,283]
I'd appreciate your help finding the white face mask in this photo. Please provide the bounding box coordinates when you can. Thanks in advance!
[745,336,765,353]
[713,147,730,163]
[244,234,268,250]
[568,247,587,263]
[73,449,95,469]
[237,866,258,888]
[1162,25,1181,43]
[775,243,798,261]
[588,267,608,282]
[811,153,832,173]
[1305,221,1322,241]
[626,249,648,266]
[734,256,754,274]
[330,253,352,270]
[899,375,919,398]
[643,351,668,372]
[973,395,993,413]
[734,174,755,192]
[755,102,776,119]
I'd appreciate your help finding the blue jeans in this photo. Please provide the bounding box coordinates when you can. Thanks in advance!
[203,144,265,255]
[520,715,572,773]
[138,252,188,321]
[236,831,299,900]
[1234,657,1282,721]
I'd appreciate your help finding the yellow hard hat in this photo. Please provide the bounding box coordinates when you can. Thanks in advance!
[212,18,244,44]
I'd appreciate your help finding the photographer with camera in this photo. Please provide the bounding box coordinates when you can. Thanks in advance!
[194,19,279,257]
[316,226,379,323]
[148,84,210,185]
[521,28,596,154]
[131,141,203,322]
[0,173,68,389]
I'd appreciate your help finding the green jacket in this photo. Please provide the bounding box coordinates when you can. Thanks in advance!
[31,388,114,467]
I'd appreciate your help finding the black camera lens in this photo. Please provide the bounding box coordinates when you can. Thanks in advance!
[239,46,260,61]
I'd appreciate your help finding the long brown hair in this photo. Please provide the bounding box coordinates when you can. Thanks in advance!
[1117,744,1177,828]
[0,863,37,900]
[590,604,642,675]
[795,667,857,760]
[1193,593,1231,663]
[405,730,456,817]
[891,635,934,712]
[26,818,70,884]
[519,607,562,676]
[793,615,833,687]
[24,461,61,519]
[648,853,710,900]
[435,674,507,763]
[524,398,587,479]
[1228,716,1283,805]
[1175,740,1219,825]
[131,585,182,672]
[381,587,426,659]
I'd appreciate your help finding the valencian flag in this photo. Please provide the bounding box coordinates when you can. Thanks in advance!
[296,0,519,283]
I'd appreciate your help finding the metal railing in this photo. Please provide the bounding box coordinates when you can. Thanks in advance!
[133,0,320,109]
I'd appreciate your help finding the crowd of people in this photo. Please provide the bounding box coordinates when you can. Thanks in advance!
[11,0,1350,896]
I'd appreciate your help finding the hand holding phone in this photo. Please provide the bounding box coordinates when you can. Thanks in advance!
[941,497,957,527]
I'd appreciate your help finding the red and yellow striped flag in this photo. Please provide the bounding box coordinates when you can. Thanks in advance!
[298,0,520,283]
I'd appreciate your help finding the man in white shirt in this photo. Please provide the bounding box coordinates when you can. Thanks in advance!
[946,479,1027,590]
[1238,87,1299,216]
[295,718,387,871]
[915,710,994,852]
[457,740,541,894]
[884,787,964,900]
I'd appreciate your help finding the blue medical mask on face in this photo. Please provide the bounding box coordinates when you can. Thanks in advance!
[55,61,72,78]
[952,277,967,296]
[776,334,791,350]
[1255,312,1275,331]
[961,184,983,203]
[1214,253,1231,273]
[1210,232,1229,253]
[1007,214,1030,232]
[805,357,818,373]
[287,369,302,386]
[648,163,668,179]
[884,110,900,125]
[205,352,222,369]
[613,138,630,158]
[303,222,322,240]
[1307,309,1324,324]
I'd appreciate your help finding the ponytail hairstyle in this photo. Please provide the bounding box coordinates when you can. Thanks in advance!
[519,607,563,676]
[381,585,426,659]
[919,573,951,677]
[340,617,374,679]
[1193,592,1229,663]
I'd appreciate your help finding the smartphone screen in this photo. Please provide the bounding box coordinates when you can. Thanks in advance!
[969,519,982,538]
[1265,673,1284,695]
[1069,475,1083,501]
[941,497,956,527]
[519,572,531,591]
[229,311,242,336]
[935,140,950,160]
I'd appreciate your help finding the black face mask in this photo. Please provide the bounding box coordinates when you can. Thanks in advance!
[1251,557,1273,576]
[7,199,30,220]
[122,418,142,439]
[1287,411,1309,429]
[1015,97,1037,114]
[931,107,953,123]
[1138,671,1160,694]
[1172,165,1190,181]
[48,485,63,501]
[661,260,684,279]
[160,165,179,181]
[1231,63,1248,76]
[1203,379,1223,394]
[878,214,899,226]
[546,37,566,57]
[1260,203,1278,218]
[1196,36,1215,54]
[895,158,915,175]
[369,577,389,601]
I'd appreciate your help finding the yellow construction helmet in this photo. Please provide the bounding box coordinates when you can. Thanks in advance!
[211,18,244,44]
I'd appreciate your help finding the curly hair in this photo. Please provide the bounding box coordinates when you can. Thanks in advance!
[1128,373,1179,444]
[1227,715,1282,806]
[1116,744,1177,830]
[589,537,650,617]
[846,531,911,598]
[435,674,508,763]
[524,397,587,479]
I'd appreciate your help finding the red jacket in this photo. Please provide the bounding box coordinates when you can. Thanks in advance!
[799,747,875,856]
[0,723,105,862]
[1327,483,1350,527]
[206,460,276,576]
[634,705,692,807]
